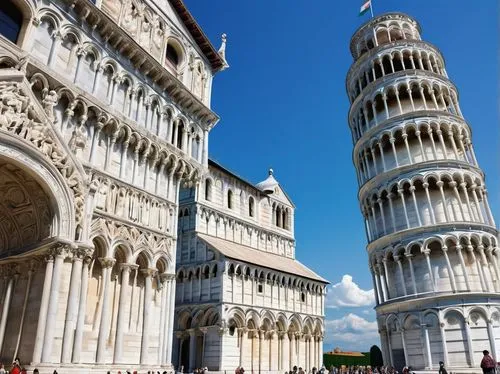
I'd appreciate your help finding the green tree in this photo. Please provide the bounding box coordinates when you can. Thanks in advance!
[370,345,383,367]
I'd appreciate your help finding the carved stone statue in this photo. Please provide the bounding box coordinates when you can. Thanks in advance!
[41,90,58,123]
[68,124,88,154]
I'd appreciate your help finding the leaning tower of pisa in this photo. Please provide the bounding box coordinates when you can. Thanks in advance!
[346,13,499,372]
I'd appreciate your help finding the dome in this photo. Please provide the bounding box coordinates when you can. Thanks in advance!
[255,168,279,194]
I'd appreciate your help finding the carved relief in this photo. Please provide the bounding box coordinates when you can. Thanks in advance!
[91,173,173,233]
[0,79,86,238]
[91,217,173,257]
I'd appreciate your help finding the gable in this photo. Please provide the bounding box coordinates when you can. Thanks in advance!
[269,184,294,208]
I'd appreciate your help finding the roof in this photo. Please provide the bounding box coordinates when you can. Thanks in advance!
[255,169,280,193]
[208,159,259,192]
[169,0,226,72]
[326,352,366,357]
[208,159,295,207]
[198,233,329,283]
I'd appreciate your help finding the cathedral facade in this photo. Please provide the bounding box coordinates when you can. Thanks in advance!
[347,13,499,372]
[174,161,327,373]
[0,0,227,372]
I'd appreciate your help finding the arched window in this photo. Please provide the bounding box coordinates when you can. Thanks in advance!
[0,2,23,44]
[227,189,233,209]
[205,179,212,201]
[165,42,180,69]
[177,121,184,149]
[249,197,255,217]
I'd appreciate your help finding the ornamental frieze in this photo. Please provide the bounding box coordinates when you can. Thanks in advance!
[90,217,174,259]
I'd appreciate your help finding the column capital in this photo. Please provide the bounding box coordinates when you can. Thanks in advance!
[422,182,429,189]
[119,263,135,272]
[436,180,444,188]
[140,268,157,277]
[98,257,116,268]
[50,243,73,258]
[449,181,457,188]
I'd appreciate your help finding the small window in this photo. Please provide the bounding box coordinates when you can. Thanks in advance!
[227,189,233,209]
[165,42,179,68]
[249,197,255,217]
[0,2,23,44]
[205,179,212,201]
[301,292,306,302]
[258,284,263,293]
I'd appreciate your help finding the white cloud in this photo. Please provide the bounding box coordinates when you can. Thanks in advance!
[325,313,380,351]
[326,274,375,308]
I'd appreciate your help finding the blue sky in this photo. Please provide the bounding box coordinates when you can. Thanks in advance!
[185,0,499,352]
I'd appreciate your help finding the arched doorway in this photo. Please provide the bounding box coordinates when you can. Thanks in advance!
[0,160,54,252]
[0,142,75,364]
[0,1,23,44]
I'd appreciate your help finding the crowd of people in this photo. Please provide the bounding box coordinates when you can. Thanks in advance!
[0,350,497,374]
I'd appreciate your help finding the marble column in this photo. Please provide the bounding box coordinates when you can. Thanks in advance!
[188,329,196,371]
[166,277,177,365]
[289,333,296,368]
[32,256,54,363]
[140,268,155,364]
[113,264,132,363]
[282,332,290,371]
[73,256,92,363]
[0,267,17,353]
[62,250,84,363]
[239,328,247,367]
[96,257,116,363]
[42,246,67,362]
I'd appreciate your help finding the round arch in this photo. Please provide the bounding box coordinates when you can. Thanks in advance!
[0,134,75,251]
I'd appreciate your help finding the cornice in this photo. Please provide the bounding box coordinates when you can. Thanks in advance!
[348,70,457,120]
[366,224,498,253]
[352,112,470,154]
[346,39,446,92]
[357,160,485,201]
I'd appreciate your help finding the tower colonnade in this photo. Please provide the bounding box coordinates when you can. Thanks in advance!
[347,13,499,372]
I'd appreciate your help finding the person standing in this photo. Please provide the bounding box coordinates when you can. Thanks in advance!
[481,350,496,374]
[438,361,447,374]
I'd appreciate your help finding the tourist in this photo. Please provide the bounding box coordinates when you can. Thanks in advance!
[10,361,20,374]
[298,367,305,374]
[0,363,4,374]
[33,370,39,374]
[19,368,27,374]
[293,366,298,374]
[481,350,496,374]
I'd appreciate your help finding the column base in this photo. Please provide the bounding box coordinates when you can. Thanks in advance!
[28,363,175,374]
